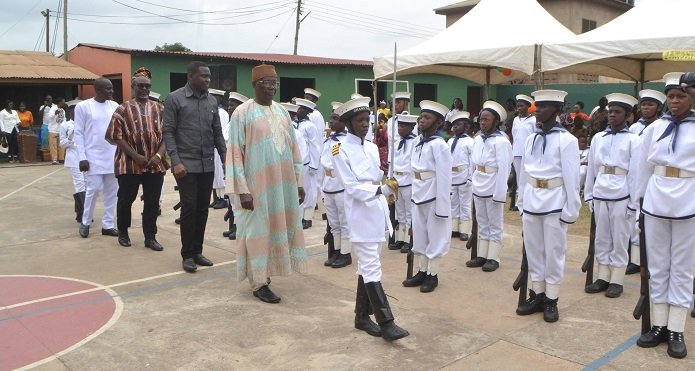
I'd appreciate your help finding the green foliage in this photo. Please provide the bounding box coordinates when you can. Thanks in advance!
[154,42,191,52]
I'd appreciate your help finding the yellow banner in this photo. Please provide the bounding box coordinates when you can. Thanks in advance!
[662,50,695,61]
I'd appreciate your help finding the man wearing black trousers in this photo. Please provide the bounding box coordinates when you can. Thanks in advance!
[163,61,226,273]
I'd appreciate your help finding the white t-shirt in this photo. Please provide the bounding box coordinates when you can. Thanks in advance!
[0,109,19,133]
[73,98,119,175]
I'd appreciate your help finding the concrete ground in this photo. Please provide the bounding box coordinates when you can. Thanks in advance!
[1,163,695,371]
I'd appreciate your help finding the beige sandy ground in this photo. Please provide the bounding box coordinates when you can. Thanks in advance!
[1,163,694,370]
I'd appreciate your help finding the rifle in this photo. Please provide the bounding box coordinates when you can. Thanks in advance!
[466,200,478,260]
[222,195,236,240]
[324,219,335,263]
[513,237,528,307]
[172,185,181,211]
[633,199,650,334]
[406,227,414,279]
[581,211,596,288]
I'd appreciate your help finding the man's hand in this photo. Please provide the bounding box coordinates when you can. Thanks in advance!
[173,163,187,179]
[298,187,305,205]
[79,160,89,172]
[135,154,148,168]
[145,154,162,169]
[240,193,254,210]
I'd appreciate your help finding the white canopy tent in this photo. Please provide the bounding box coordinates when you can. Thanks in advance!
[542,0,695,83]
[372,0,576,86]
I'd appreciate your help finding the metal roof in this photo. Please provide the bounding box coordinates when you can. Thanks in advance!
[0,50,99,83]
[77,43,373,67]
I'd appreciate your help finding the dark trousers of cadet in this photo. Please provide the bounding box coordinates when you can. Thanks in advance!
[117,173,164,240]
[175,172,214,259]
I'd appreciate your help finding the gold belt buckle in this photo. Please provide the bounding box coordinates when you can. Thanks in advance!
[665,166,680,177]
[415,172,422,180]
[325,169,333,177]
[604,166,615,175]
[452,167,459,173]
[476,165,485,172]
[536,179,548,188]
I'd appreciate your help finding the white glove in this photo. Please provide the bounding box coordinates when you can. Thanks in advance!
[380,184,394,197]
[626,208,636,218]
[585,200,593,213]
[309,168,318,176]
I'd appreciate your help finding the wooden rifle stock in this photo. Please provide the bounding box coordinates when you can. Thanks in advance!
[324,219,335,260]
[633,200,651,334]
[466,201,478,261]
[581,212,596,287]
[513,237,528,307]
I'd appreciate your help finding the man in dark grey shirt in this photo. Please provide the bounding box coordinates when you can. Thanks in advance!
[164,61,226,273]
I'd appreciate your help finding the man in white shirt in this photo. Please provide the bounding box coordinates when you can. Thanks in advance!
[510,95,537,211]
[39,95,58,151]
[74,77,120,238]
[59,99,85,223]
[48,97,66,164]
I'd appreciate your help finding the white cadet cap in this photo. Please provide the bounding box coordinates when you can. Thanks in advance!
[66,98,82,107]
[209,88,225,96]
[398,114,418,125]
[481,100,507,122]
[304,88,321,99]
[228,92,249,103]
[419,100,449,120]
[606,93,638,111]
[638,89,666,105]
[331,101,343,110]
[392,91,411,100]
[350,93,364,100]
[148,92,161,101]
[516,94,533,105]
[281,102,299,113]
[295,98,316,111]
[531,89,568,104]
[450,111,472,123]
[663,72,684,90]
[335,97,371,119]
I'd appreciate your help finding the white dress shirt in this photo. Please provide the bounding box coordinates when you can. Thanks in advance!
[73,98,119,175]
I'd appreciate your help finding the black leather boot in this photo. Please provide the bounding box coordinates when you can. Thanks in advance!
[585,279,609,294]
[331,253,352,268]
[543,297,559,323]
[466,257,486,268]
[636,326,668,348]
[667,331,687,358]
[516,290,545,315]
[354,276,380,337]
[364,281,409,342]
[402,271,427,287]
[420,274,438,293]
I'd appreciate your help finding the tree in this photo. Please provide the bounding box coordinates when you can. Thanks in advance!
[154,42,191,52]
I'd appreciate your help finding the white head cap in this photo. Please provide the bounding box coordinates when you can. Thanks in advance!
[516,94,533,105]
[66,98,82,107]
[295,98,316,111]
[663,72,684,90]
[398,114,418,125]
[392,91,411,100]
[148,92,161,101]
[209,88,225,97]
[331,101,343,110]
[638,89,667,105]
[304,88,321,99]
[481,100,507,122]
[449,111,472,123]
[350,93,364,100]
[419,100,449,120]
[531,89,568,105]
[228,92,249,103]
[281,102,299,113]
[606,93,638,111]
[335,97,371,119]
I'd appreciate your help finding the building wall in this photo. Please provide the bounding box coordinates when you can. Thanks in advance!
[540,0,627,34]
[67,46,131,101]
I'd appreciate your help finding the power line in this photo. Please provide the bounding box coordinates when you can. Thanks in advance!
[50,0,62,54]
[132,0,290,14]
[34,21,46,51]
[310,0,440,34]
[68,1,294,18]
[266,6,298,52]
[0,0,43,38]
[309,15,430,40]
[304,5,434,38]
[53,8,294,26]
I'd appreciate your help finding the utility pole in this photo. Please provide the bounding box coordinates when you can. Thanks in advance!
[63,0,68,60]
[41,9,50,53]
[293,0,301,55]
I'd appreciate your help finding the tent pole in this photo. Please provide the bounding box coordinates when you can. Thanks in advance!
[534,44,542,90]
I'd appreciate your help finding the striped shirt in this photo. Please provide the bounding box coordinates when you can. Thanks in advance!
[105,99,166,175]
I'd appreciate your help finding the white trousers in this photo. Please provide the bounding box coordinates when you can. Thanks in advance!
[353,242,383,283]
[451,182,472,221]
[645,215,695,308]
[395,185,413,229]
[212,148,225,192]
[412,201,451,259]
[301,166,317,212]
[594,199,631,268]
[82,173,118,228]
[324,191,349,238]
[69,167,86,193]
[513,157,522,195]
[522,213,569,286]
[474,196,504,243]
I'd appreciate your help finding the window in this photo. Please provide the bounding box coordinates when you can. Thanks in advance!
[356,80,386,106]
[279,77,315,103]
[414,83,437,107]
[170,73,187,92]
[582,18,597,33]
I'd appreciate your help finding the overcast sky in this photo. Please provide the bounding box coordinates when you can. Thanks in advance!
[0,0,454,60]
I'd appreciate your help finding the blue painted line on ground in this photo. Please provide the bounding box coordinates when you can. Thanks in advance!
[583,332,640,370]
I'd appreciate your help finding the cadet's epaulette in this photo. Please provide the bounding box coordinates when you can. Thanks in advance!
[331,143,341,156]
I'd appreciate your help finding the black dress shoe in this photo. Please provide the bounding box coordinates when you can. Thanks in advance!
[118,230,131,247]
[585,279,610,294]
[182,258,197,273]
[451,231,460,238]
[101,228,119,237]
[509,206,519,212]
[402,271,427,287]
[379,320,409,342]
[194,254,214,266]
[400,243,412,253]
[516,290,546,315]
[637,326,669,348]
[212,198,228,209]
[482,259,499,272]
[302,219,312,229]
[668,331,687,359]
[420,274,438,293]
[388,241,402,250]
[605,283,623,298]
[79,223,90,238]
[465,257,486,268]
[354,314,381,337]
[253,285,281,303]
[145,239,164,251]
[625,263,640,275]
[459,233,469,241]
[543,297,559,323]
[331,253,352,268]
[324,253,338,267]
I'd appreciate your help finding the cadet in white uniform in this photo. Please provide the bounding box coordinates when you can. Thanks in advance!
[331,97,409,342]
[401,101,452,293]
[390,114,418,253]
[448,111,475,241]
[635,72,695,359]
[321,101,352,268]
[584,93,639,298]
[209,89,231,209]
[467,101,512,272]
[511,95,536,211]
[304,88,326,212]
[385,92,416,147]
[516,90,581,323]
[625,89,666,275]
[221,92,250,240]
[74,77,120,238]
[294,98,321,229]
[59,99,85,223]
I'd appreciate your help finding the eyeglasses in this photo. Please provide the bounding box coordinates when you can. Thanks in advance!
[135,83,152,89]
[257,80,280,89]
